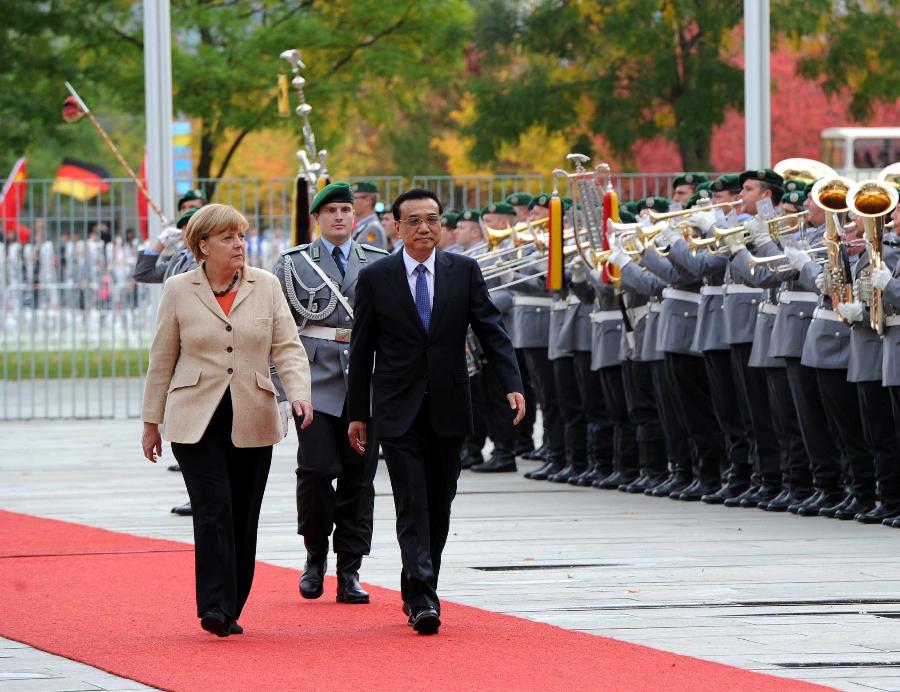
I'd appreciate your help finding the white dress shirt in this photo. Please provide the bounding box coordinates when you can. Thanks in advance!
[402,247,435,309]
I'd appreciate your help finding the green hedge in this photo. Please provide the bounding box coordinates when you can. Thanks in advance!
[0,349,148,380]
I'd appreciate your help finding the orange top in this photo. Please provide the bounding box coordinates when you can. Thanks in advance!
[216,290,238,316]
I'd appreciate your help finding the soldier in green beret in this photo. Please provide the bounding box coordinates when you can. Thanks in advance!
[177,188,206,212]
[783,179,807,195]
[737,168,784,217]
[506,192,534,223]
[636,196,670,216]
[349,180,387,250]
[529,194,551,212]
[454,210,486,254]
[440,211,460,252]
[780,190,807,213]
[710,174,743,212]
[482,201,517,231]
[672,173,709,206]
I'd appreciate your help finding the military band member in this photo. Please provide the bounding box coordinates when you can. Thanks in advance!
[671,173,709,207]
[351,181,388,250]
[439,211,460,252]
[273,182,388,604]
[133,190,206,284]
[382,207,402,253]
[506,192,533,223]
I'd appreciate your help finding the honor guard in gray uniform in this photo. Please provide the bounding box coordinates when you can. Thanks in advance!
[273,182,389,605]
[506,192,533,224]
[351,181,388,250]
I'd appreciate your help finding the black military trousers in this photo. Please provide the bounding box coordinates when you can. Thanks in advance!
[295,405,377,556]
[522,347,566,465]
[664,352,725,486]
[651,359,691,475]
[765,366,812,493]
[704,349,753,484]
[553,355,587,467]
[573,352,614,469]
[481,357,519,459]
[381,396,463,613]
[730,344,780,485]
[607,361,644,476]
[462,371,488,463]
[783,358,843,492]
[515,349,537,450]
[858,381,900,503]
[815,368,875,500]
[172,389,271,621]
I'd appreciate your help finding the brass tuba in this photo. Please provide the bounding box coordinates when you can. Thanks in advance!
[810,176,855,318]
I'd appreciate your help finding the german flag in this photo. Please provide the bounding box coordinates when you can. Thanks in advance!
[51,157,111,201]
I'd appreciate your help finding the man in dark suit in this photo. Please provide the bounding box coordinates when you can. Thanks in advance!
[347,188,525,635]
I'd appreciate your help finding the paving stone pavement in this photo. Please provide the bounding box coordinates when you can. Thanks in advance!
[3,419,900,691]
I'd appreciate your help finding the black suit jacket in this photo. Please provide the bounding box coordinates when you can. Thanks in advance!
[348,248,522,438]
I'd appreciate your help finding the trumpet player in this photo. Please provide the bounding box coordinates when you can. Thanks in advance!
[672,173,709,208]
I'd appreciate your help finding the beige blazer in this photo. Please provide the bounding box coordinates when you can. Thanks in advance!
[142,264,311,447]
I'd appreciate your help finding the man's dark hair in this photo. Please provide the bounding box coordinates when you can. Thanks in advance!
[392,188,443,220]
[760,181,783,205]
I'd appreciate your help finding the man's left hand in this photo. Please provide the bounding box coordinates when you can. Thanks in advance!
[507,392,526,425]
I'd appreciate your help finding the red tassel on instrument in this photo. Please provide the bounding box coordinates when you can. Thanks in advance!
[546,194,564,290]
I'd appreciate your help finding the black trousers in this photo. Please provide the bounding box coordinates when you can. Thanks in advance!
[651,359,692,475]
[622,360,666,475]
[604,362,642,476]
[704,349,752,484]
[765,367,812,493]
[783,358,842,491]
[462,372,489,462]
[573,352,613,468]
[172,390,271,621]
[481,357,518,458]
[381,396,463,612]
[731,344,780,485]
[553,356,587,467]
[523,347,566,465]
[516,349,537,449]
[664,352,725,486]
[295,406,377,556]
[861,382,900,503]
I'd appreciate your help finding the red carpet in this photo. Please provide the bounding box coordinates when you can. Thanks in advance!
[0,509,827,691]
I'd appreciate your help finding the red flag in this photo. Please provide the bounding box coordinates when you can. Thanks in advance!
[0,157,28,238]
[51,157,111,201]
[137,150,148,240]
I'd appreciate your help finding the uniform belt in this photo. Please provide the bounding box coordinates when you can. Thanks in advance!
[759,302,779,316]
[648,302,663,313]
[590,310,622,323]
[628,305,649,323]
[812,307,841,322]
[512,295,553,308]
[662,287,701,304]
[886,315,900,327]
[779,290,817,304]
[551,295,581,311]
[722,284,762,295]
[299,325,352,343]
[700,286,724,296]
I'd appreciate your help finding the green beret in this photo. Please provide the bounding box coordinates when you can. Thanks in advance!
[711,174,742,193]
[529,193,552,210]
[176,207,199,230]
[673,173,709,189]
[782,190,807,206]
[310,181,354,214]
[458,209,481,222]
[177,189,205,208]
[739,168,784,189]
[637,196,670,213]
[482,201,516,216]
[562,197,573,212]
[618,209,637,224]
[440,211,459,229]
[623,200,641,214]
[685,189,714,208]
[506,192,534,207]
[351,180,378,194]
[783,179,807,194]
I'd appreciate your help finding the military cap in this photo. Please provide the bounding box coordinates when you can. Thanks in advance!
[636,196,670,213]
[310,181,354,214]
[506,192,534,207]
[562,197,573,212]
[782,190,807,206]
[176,207,199,230]
[441,211,459,229]
[618,209,637,224]
[738,168,784,189]
[673,172,709,189]
[783,178,807,194]
[482,201,516,216]
[350,180,378,194]
[529,193,552,210]
[696,181,713,193]
[459,209,481,222]
[623,200,641,214]
[711,174,742,193]
[177,189,205,208]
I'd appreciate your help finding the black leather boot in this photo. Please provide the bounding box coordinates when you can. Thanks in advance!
[336,554,369,604]
[524,459,554,480]
[299,538,328,600]
[531,461,565,481]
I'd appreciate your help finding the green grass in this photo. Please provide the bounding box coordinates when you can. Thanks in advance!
[0,349,148,380]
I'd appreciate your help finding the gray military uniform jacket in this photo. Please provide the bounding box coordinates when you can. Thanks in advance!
[844,248,884,383]
[666,238,729,353]
[796,259,852,370]
[729,247,783,368]
[572,273,626,369]
[619,260,666,362]
[878,235,900,386]
[641,248,702,356]
[498,254,553,350]
[352,214,388,250]
[273,237,388,415]
[133,247,197,284]
[558,273,593,354]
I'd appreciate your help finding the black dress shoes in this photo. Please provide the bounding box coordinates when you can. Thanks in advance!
[819,495,852,518]
[796,490,845,516]
[470,456,517,473]
[171,501,192,516]
[168,464,181,472]
[570,466,599,486]
[788,489,823,514]
[741,484,781,508]
[336,554,369,604]
[705,483,749,506]
[522,443,548,461]
[644,473,682,497]
[200,611,230,638]
[410,607,441,635]
[460,454,483,470]
[673,480,720,502]
[593,470,624,489]
[529,461,564,481]
[760,489,807,512]
[856,502,900,524]
[229,620,243,634]
[300,549,327,599]
[834,498,874,521]
[549,464,585,483]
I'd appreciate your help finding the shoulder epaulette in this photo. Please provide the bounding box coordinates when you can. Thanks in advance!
[281,243,310,255]
[360,243,389,255]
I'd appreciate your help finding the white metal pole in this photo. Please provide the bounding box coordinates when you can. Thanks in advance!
[743,0,771,169]
[143,0,175,239]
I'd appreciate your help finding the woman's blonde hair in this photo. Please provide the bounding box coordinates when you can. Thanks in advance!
[183,203,249,261]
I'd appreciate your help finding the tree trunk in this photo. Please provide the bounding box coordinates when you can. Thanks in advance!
[675,124,713,172]
[197,122,217,200]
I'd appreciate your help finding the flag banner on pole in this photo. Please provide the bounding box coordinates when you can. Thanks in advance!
[51,158,111,201]
[137,151,149,240]
[291,177,310,246]
[0,157,27,239]
[602,185,621,285]
[546,194,564,290]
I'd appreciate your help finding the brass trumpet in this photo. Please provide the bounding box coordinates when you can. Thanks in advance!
[466,217,551,258]
[646,200,740,223]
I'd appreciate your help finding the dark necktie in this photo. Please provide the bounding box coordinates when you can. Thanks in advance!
[415,264,431,332]
[331,246,345,278]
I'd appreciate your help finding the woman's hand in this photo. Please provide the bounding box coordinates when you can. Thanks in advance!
[142,422,162,463]
[292,400,314,430]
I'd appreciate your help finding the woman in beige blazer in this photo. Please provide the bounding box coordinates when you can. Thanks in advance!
[141,203,312,637]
